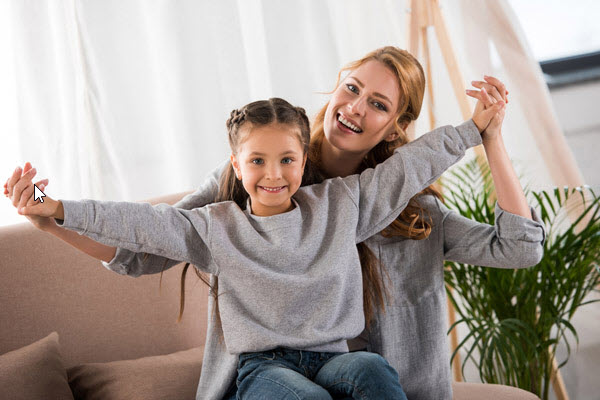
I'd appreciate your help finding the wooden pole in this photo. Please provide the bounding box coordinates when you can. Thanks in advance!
[421,1,570,398]
[408,0,464,383]
[550,350,569,400]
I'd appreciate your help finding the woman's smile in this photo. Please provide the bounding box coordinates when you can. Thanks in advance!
[336,112,363,134]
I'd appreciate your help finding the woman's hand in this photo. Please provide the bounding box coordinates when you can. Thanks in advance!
[5,162,56,230]
[467,75,508,142]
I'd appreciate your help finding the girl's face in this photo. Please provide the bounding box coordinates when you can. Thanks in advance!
[324,60,402,156]
[231,123,307,217]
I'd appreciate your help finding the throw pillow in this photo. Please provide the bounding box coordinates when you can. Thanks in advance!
[0,332,74,400]
[67,346,204,400]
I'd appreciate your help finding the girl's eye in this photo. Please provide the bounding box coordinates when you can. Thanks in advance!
[281,157,293,165]
[251,158,264,165]
[346,84,359,94]
[373,101,387,112]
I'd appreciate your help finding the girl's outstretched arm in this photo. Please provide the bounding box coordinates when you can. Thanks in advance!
[6,161,226,269]
[18,192,216,276]
[467,75,532,219]
[6,163,118,262]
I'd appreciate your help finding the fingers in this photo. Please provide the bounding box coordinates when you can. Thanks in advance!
[26,180,48,207]
[472,76,508,103]
[10,167,37,207]
[483,75,507,102]
[6,166,23,198]
[18,184,35,210]
[18,201,44,216]
[466,86,495,108]
[23,162,33,174]
[471,81,503,103]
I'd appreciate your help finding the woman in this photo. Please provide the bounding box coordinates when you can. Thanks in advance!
[5,46,544,400]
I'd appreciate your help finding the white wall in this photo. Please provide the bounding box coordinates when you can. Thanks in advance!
[548,80,600,189]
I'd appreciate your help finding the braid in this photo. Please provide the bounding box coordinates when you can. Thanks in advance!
[295,106,310,134]
[226,108,247,131]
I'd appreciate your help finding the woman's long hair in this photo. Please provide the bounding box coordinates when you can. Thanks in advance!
[309,46,443,325]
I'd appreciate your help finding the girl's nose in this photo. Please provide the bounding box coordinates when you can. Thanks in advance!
[266,164,282,180]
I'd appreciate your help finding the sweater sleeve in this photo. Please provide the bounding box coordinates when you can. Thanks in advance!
[441,199,546,268]
[102,160,227,276]
[59,199,218,277]
[349,120,482,243]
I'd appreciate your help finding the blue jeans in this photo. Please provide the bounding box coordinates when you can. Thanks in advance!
[230,347,407,400]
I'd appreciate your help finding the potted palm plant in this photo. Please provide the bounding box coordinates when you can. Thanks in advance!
[443,158,600,400]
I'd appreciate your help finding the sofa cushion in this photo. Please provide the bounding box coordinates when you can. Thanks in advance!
[0,332,74,400]
[67,345,204,400]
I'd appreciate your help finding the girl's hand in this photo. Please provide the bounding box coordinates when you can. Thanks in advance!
[17,191,64,220]
[466,76,508,142]
[5,162,56,230]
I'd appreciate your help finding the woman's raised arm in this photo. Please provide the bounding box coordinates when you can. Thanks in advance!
[467,76,532,219]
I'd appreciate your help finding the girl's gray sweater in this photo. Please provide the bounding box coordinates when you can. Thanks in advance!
[61,121,480,355]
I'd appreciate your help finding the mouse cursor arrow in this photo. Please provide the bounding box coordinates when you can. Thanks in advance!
[33,184,46,203]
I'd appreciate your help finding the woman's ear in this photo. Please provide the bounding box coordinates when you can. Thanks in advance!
[230,154,242,180]
[383,120,409,142]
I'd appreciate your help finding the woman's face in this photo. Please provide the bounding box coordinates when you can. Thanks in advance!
[324,60,402,155]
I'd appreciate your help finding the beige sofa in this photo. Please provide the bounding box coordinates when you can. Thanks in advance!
[0,193,540,399]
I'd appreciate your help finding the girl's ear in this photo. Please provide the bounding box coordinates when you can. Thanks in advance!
[230,154,242,180]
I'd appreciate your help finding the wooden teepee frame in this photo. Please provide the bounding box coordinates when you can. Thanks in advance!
[405,1,570,399]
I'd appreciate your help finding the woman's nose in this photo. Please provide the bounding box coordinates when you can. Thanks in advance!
[348,95,366,116]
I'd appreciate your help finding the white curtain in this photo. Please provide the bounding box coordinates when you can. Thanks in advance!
[1,0,412,226]
[0,0,582,214]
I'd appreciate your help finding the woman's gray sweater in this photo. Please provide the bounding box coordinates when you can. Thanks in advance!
[85,120,544,399]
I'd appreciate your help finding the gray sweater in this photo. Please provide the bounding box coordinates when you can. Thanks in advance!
[61,120,481,357]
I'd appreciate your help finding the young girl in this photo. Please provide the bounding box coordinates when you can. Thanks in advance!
[16,97,501,399]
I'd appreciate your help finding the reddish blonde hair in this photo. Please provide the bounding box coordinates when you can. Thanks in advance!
[309,47,443,325]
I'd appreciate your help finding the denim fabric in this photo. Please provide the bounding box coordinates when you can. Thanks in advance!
[234,348,407,400]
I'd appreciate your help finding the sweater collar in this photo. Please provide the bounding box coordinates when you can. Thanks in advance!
[243,198,303,232]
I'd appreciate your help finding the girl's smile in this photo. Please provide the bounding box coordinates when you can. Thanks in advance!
[258,185,287,193]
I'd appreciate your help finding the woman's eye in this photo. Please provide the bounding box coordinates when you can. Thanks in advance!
[281,157,293,165]
[251,158,264,165]
[373,101,387,111]
[346,84,359,94]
